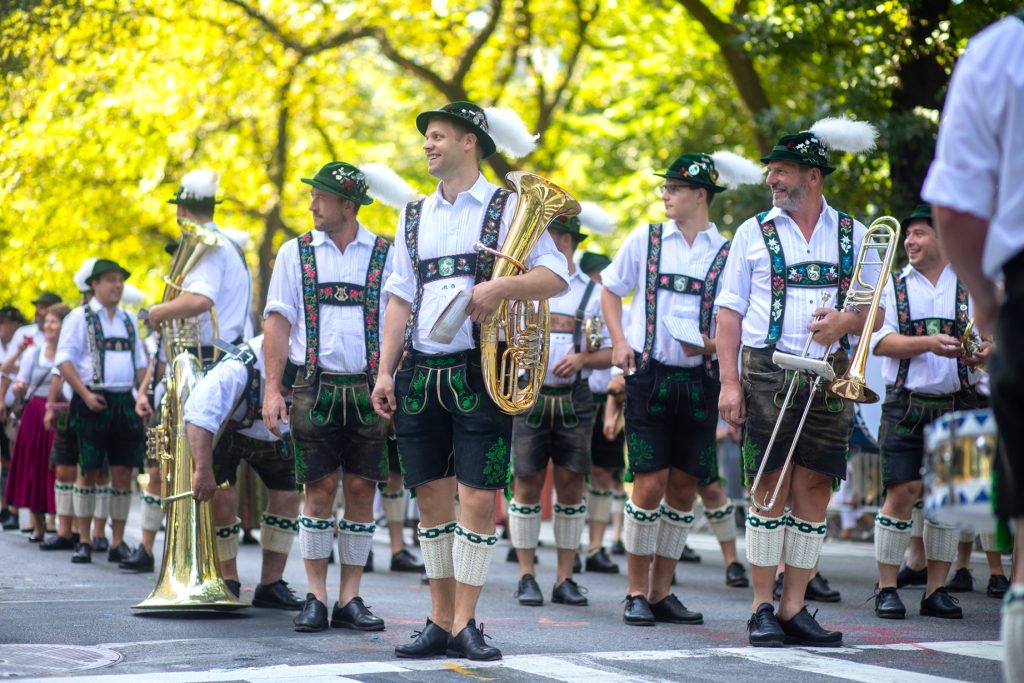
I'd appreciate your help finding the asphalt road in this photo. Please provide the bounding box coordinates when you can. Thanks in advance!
[0,502,1005,682]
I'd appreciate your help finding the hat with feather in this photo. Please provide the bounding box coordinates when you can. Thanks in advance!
[656,151,763,193]
[302,161,419,209]
[416,101,538,160]
[761,116,878,175]
[168,169,222,208]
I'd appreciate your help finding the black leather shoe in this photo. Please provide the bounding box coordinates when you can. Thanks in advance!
[293,594,328,632]
[725,562,749,588]
[515,574,544,606]
[253,580,302,610]
[241,529,259,545]
[364,549,374,572]
[71,542,92,564]
[896,564,927,588]
[40,534,75,551]
[331,596,385,630]
[921,587,962,618]
[623,594,655,626]
[650,594,703,624]
[806,573,841,602]
[390,548,424,573]
[747,602,785,647]
[773,572,784,601]
[585,547,620,574]
[395,619,450,658]
[945,567,974,593]
[28,532,44,543]
[679,545,701,563]
[224,579,241,598]
[874,586,906,619]
[610,539,625,555]
[420,571,429,585]
[107,542,132,563]
[1,514,18,531]
[552,578,588,606]
[572,553,582,573]
[91,536,109,552]
[118,545,154,572]
[988,574,1010,599]
[778,606,843,646]
[446,619,501,661]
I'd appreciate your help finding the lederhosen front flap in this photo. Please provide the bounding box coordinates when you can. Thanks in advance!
[84,305,137,386]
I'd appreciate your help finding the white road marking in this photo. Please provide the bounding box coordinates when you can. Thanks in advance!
[717,647,966,683]
[858,640,1003,661]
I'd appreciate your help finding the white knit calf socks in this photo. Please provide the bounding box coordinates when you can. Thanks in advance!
[924,520,958,563]
[959,529,976,544]
[73,486,96,520]
[586,488,614,524]
[1003,586,1024,683]
[109,488,132,522]
[381,491,406,526]
[93,485,110,520]
[419,521,456,579]
[54,482,74,518]
[140,492,163,533]
[508,500,542,550]
[452,524,498,587]
[911,500,924,539]
[783,515,827,570]
[622,500,660,557]
[337,518,376,566]
[874,514,913,566]
[655,503,694,560]
[298,515,335,560]
[215,517,241,562]
[553,501,587,550]
[745,510,786,567]
[260,513,298,555]
[980,531,998,553]
[704,503,736,544]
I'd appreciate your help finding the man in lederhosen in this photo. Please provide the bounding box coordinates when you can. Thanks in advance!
[56,259,148,564]
[508,214,612,607]
[263,161,398,633]
[716,119,880,647]
[602,151,760,627]
[870,203,991,621]
[372,101,569,661]
[185,334,303,609]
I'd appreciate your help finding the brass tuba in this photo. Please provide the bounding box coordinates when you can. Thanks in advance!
[476,172,581,415]
[160,218,225,360]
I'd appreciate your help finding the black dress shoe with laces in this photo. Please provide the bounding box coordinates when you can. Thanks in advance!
[773,572,784,601]
[118,545,154,572]
[390,548,425,573]
[446,619,501,661]
[107,542,132,563]
[395,619,450,658]
[747,602,785,647]
[293,594,328,632]
[805,573,841,602]
[71,542,92,564]
[40,534,75,551]
[552,578,588,606]
[1,514,19,531]
[679,545,701,563]
[945,567,974,593]
[874,586,906,619]
[610,539,625,555]
[224,579,241,598]
[650,594,703,624]
[92,536,109,552]
[623,594,655,626]
[253,580,302,610]
[988,574,1010,599]
[725,562,749,588]
[332,596,385,631]
[778,606,843,646]
[585,547,620,574]
[515,574,544,606]
[921,587,962,618]
[896,564,927,588]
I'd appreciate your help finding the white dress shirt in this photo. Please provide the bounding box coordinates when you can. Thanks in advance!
[384,173,570,355]
[922,16,1024,279]
[264,224,393,373]
[873,264,977,394]
[56,299,146,391]
[182,221,253,344]
[184,335,275,442]
[545,269,610,386]
[603,220,727,368]
[6,323,43,363]
[715,198,874,358]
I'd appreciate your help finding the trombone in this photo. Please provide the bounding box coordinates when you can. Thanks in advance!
[748,216,901,513]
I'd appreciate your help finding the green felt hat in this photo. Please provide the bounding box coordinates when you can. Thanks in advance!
[301,162,373,206]
[761,132,836,174]
[549,214,587,242]
[416,101,497,159]
[901,204,933,230]
[654,153,726,193]
[85,259,131,286]
[579,252,611,275]
[32,291,62,307]
[167,170,223,208]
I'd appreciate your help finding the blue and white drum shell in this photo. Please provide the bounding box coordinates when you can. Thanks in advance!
[922,409,996,530]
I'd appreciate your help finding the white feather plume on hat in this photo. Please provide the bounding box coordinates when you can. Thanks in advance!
[483,107,538,159]
[178,169,220,200]
[809,116,878,154]
[121,283,145,306]
[361,163,420,208]
[218,227,252,250]
[710,151,764,188]
[73,257,98,293]
[577,201,615,235]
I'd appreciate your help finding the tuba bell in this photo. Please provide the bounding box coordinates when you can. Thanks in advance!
[476,172,581,415]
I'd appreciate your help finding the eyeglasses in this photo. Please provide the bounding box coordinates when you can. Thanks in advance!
[657,184,692,196]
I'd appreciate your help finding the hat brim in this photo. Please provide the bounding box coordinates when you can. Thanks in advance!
[300,178,373,206]
[416,110,497,159]
[652,173,726,193]
[549,225,588,242]
[760,150,835,175]
[166,197,223,206]
[86,267,131,286]
[901,215,934,231]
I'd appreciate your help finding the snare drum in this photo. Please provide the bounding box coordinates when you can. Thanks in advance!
[922,409,996,529]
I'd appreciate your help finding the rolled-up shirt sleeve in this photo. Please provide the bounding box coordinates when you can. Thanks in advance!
[526,228,570,290]
[601,225,645,298]
[263,240,300,324]
[714,219,754,316]
[872,280,898,349]
[383,208,415,304]
[183,360,247,434]
[181,249,223,302]
[131,315,147,370]
[55,308,84,369]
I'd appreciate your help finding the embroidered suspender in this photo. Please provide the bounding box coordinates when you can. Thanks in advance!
[297,232,391,382]
[639,223,664,372]
[571,280,597,383]
[83,306,137,386]
[700,241,730,377]
[892,271,971,391]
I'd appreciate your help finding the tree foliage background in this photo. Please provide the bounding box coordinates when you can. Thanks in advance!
[1,0,1016,318]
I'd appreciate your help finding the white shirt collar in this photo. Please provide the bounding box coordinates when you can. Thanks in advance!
[433,172,491,207]
[88,297,123,320]
[763,196,836,229]
[662,220,721,244]
[906,262,954,285]
[308,223,376,248]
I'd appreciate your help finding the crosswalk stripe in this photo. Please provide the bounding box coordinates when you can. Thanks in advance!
[858,640,1002,661]
[498,654,653,682]
[717,647,965,683]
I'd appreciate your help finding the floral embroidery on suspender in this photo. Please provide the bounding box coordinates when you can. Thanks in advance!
[836,212,854,350]
[892,270,967,390]
[298,232,320,381]
[639,223,663,372]
[701,240,730,377]
[363,235,390,383]
[84,306,136,386]
[471,189,511,345]
[756,213,786,345]
[402,200,425,352]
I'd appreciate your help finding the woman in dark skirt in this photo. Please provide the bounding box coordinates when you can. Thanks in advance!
[5,304,70,540]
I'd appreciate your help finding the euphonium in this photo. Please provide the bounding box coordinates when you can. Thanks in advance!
[160,218,225,360]
[477,172,581,415]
